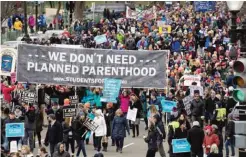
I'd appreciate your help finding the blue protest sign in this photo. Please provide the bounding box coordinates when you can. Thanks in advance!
[161,100,176,113]
[194,2,216,12]
[172,138,191,153]
[101,78,122,103]
[6,123,25,137]
[223,37,230,44]
[94,34,107,45]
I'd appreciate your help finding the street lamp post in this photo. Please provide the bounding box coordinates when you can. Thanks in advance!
[35,1,38,32]
[227,2,246,157]
[22,1,31,42]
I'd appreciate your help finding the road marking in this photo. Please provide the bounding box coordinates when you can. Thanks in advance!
[35,139,44,144]
[123,143,134,148]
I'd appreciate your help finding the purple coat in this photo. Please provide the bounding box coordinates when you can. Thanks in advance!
[28,16,35,27]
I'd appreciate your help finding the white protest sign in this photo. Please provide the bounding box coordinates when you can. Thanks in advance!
[190,86,204,97]
[126,107,138,122]
[10,141,18,153]
[131,27,136,34]
[184,75,201,86]
[182,95,193,115]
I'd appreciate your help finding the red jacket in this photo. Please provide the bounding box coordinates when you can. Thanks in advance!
[203,133,220,154]
[2,85,15,103]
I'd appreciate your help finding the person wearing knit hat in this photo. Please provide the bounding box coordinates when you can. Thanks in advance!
[203,125,220,155]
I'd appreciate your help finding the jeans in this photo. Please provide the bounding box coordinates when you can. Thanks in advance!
[146,148,156,157]
[65,138,75,154]
[95,136,103,152]
[225,139,235,156]
[23,129,34,151]
[50,143,57,157]
[158,142,166,157]
[76,139,87,157]
[115,137,124,149]
[190,151,203,157]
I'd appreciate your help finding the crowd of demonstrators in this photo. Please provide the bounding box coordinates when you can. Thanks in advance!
[2,1,246,157]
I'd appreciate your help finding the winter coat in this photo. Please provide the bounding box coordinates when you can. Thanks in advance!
[190,99,205,117]
[45,121,63,145]
[225,121,234,139]
[187,126,204,153]
[2,85,15,103]
[129,99,142,118]
[203,133,220,154]
[205,97,219,113]
[126,37,136,50]
[14,21,22,30]
[171,40,181,52]
[119,94,130,113]
[111,116,129,139]
[104,108,115,137]
[24,106,36,130]
[35,109,43,132]
[8,18,12,27]
[28,16,35,27]
[145,128,158,151]
[93,115,107,137]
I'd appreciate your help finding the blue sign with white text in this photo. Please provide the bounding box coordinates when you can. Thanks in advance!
[6,123,25,137]
[101,78,122,103]
[194,1,216,12]
[172,138,191,153]
[161,100,176,113]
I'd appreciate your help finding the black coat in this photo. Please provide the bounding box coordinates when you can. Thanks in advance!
[225,121,234,139]
[35,110,43,132]
[205,97,219,113]
[187,126,204,153]
[130,99,142,118]
[45,121,63,145]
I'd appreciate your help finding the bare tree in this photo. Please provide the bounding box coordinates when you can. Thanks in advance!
[74,1,85,21]
[54,1,61,29]
[1,1,21,23]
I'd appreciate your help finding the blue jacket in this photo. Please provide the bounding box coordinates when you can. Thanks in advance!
[111,116,129,139]
[8,18,12,27]
[149,98,162,112]
[171,40,181,52]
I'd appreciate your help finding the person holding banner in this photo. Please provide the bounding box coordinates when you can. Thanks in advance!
[173,120,190,157]
[111,109,130,153]
[3,112,22,153]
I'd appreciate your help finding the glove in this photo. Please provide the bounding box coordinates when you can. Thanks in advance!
[201,116,205,120]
